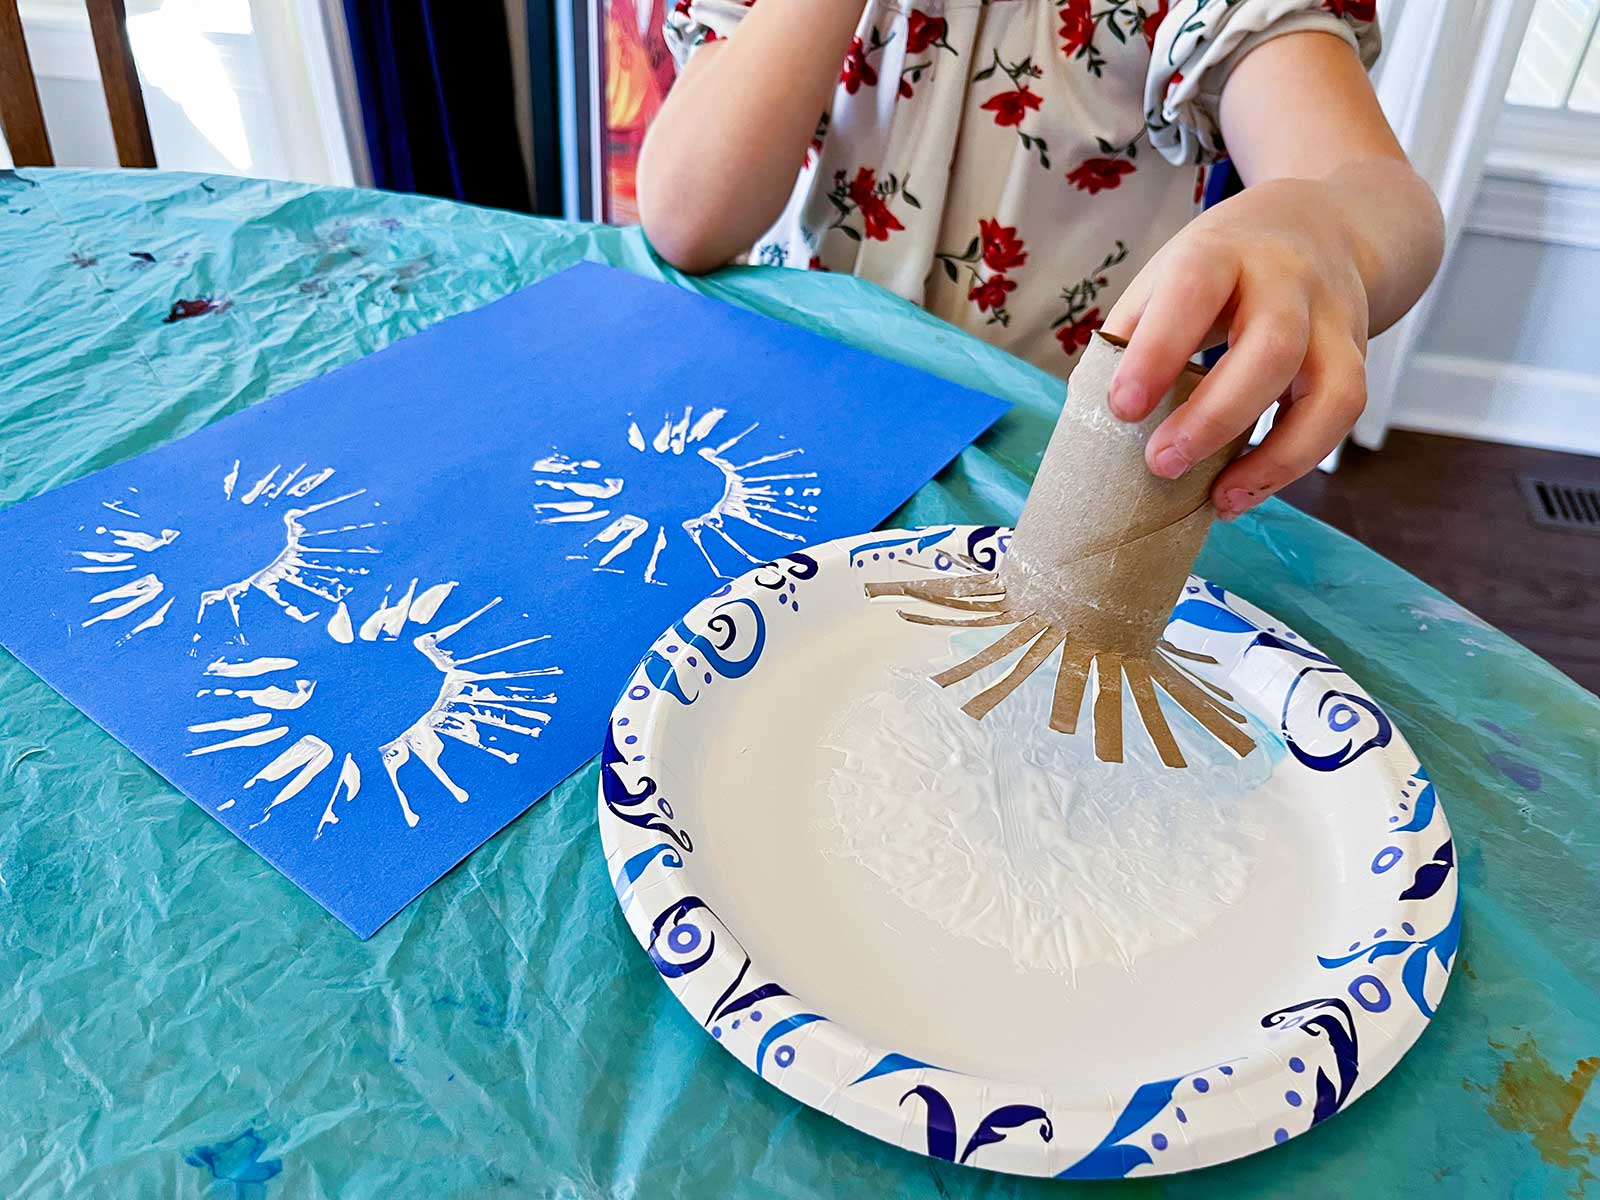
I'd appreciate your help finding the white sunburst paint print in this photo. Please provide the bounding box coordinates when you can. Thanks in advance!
[185,579,560,837]
[197,460,380,627]
[377,595,562,828]
[71,462,383,643]
[73,486,182,642]
[530,406,821,583]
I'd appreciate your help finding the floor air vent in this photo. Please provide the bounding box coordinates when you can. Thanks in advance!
[1518,474,1600,534]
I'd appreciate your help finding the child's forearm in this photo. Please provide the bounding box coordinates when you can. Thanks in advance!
[639,0,866,274]
[1218,31,1444,338]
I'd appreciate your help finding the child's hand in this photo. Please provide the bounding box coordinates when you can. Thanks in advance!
[1100,31,1443,519]
[1101,176,1370,519]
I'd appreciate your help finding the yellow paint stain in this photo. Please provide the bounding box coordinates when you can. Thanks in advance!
[1474,1033,1599,1197]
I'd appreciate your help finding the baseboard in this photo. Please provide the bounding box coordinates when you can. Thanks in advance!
[1392,352,1600,458]
[1471,173,1600,251]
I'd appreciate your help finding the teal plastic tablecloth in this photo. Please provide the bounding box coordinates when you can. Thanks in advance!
[2,170,1597,1199]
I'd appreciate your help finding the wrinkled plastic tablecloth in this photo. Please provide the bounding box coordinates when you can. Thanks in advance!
[1,169,1597,1199]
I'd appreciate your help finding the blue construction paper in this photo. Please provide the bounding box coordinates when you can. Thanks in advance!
[0,262,1007,938]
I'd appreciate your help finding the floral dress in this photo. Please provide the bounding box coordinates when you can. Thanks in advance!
[665,0,1379,378]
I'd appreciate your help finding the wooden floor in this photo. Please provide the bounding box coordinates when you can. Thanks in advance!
[1279,431,1600,696]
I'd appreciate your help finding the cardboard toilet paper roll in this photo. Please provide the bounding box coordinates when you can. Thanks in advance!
[867,331,1256,767]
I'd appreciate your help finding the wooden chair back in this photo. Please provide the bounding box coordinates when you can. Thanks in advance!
[0,0,155,168]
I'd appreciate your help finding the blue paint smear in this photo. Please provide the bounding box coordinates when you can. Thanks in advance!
[185,1128,281,1198]
[1485,750,1542,792]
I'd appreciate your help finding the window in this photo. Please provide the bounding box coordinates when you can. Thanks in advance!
[1506,0,1600,112]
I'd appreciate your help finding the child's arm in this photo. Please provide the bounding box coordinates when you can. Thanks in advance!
[639,1,864,274]
[1103,31,1444,518]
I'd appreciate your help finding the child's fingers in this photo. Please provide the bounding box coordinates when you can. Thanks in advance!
[1210,341,1367,517]
[1144,284,1309,479]
[1106,245,1238,422]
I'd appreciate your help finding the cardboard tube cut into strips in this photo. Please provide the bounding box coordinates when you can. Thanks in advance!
[867,331,1256,767]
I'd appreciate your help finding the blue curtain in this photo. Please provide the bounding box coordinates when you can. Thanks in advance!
[341,0,538,213]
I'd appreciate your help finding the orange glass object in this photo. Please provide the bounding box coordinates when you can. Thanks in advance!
[602,0,678,224]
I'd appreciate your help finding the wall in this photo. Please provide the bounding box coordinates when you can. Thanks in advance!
[1392,117,1600,457]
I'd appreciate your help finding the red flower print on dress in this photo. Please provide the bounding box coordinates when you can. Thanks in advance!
[841,36,878,93]
[841,27,897,94]
[1067,156,1136,194]
[1050,241,1128,357]
[827,167,917,243]
[1069,130,1145,195]
[849,169,905,240]
[981,86,1042,128]
[1055,308,1102,353]
[1323,0,1376,20]
[1142,1,1169,48]
[1058,0,1156,76]
[899,9,957,99]
[905,9,949,54]
[974,50,1050,167]
[978,219,1028,272]
[1059,0,1093,57]
[969,276,1017,314]
[937,221,1024,327]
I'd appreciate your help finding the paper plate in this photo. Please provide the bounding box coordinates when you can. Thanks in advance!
[598,525,1459,1179]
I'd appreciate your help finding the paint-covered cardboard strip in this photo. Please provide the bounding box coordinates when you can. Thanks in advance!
[1092,654,1125,763]
[874,330,1252,768]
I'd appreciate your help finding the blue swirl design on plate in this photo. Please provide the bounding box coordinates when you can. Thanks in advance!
[899,1085,1053,1166]
[1246,633,1392,771]
[638,597,767,705]
[1395,767,1440,833]
[707,955,791,1028]
[848,527,955,567]
[647,895,717,978]
[755,1012,827,1076]
[851,1052,944,1086]
[601,721,692,851]
[1056,1077,1183,1179]
[1170,581,1261,635]
[612,842,685,913]
[752,552,819,614]
[960,525,1009,571]
[1317,896,1462,1019]
[1398,839,1454,901]
[1261,998,1359,1126]
[752,551,819,588]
